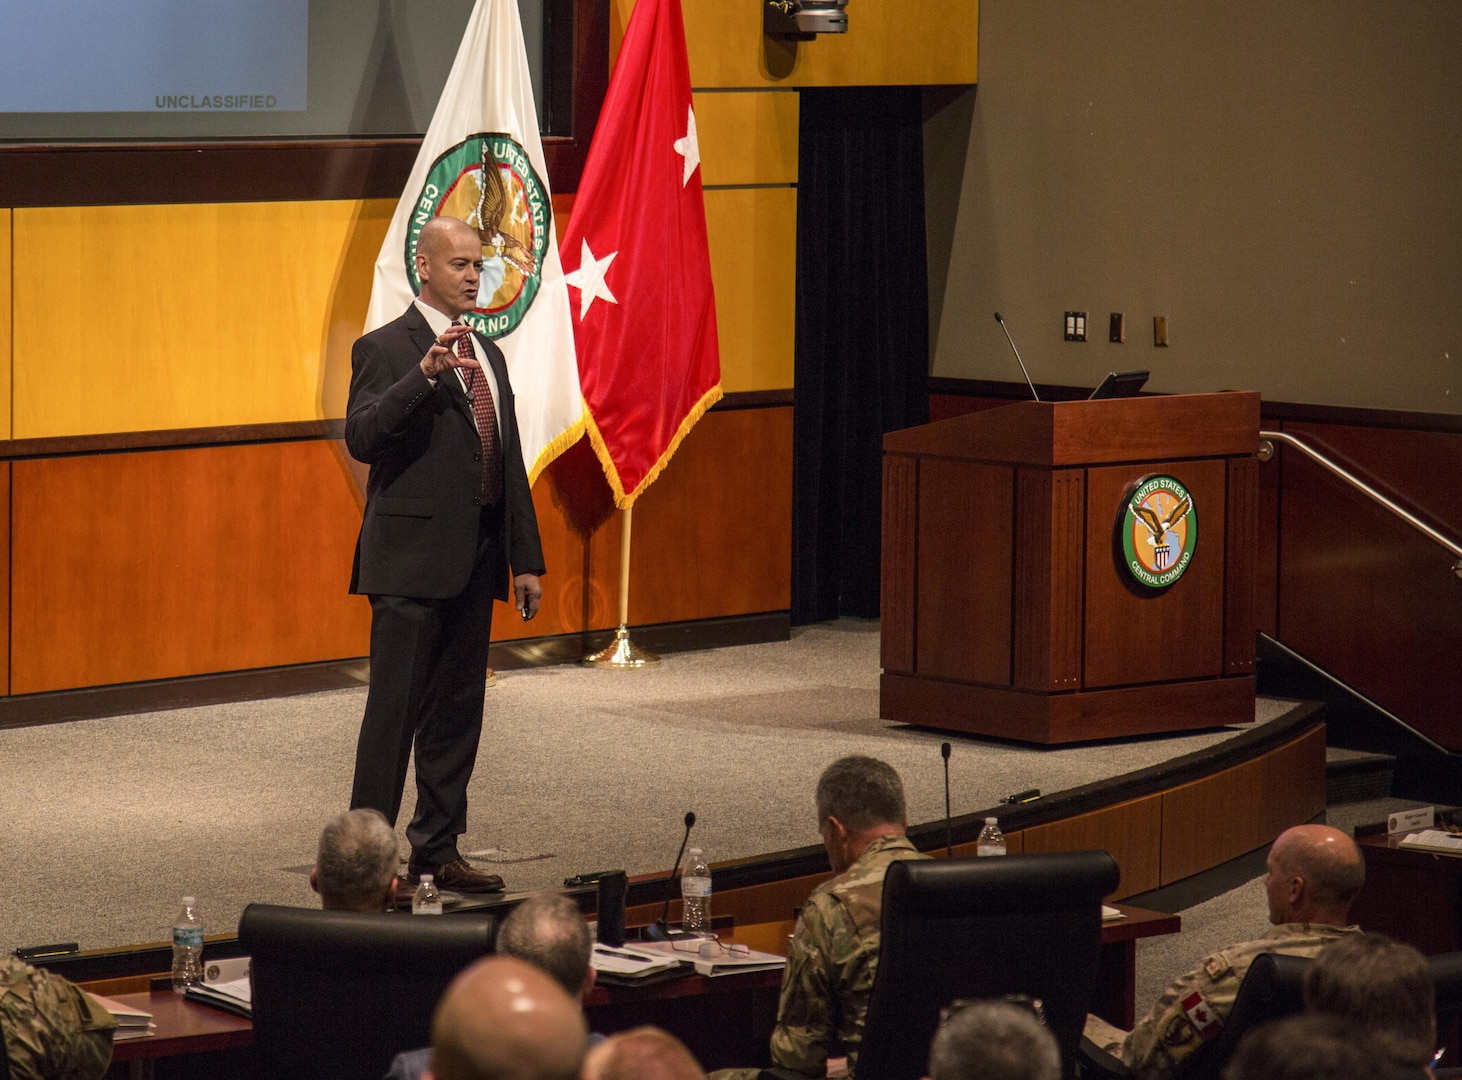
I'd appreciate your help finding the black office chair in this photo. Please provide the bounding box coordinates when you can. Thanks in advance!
[1078,951,1311,1080]
[843,850,1120,1080]
[238,903,496,1080]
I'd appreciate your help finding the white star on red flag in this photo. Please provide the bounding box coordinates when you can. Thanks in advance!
[563,238,619,320]
[673,105,700,187]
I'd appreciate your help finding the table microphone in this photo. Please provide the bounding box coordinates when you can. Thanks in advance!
[941,742,953,859]
[643,811,696,941]
[994,312,1041,402]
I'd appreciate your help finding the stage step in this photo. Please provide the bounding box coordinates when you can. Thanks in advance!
[1326,747,1396,806]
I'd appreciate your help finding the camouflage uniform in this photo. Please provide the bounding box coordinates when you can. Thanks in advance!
[733,834,929,1080]
[1087,922,1359,1080]
[0,956,115,1080]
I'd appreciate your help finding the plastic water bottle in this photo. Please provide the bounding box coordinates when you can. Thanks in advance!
[171,896,204,994]
[976,817,1007,856]
[681,847,712,936]
[412,874,443,915]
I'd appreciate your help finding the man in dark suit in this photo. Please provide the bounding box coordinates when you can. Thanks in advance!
[345,214,545,894]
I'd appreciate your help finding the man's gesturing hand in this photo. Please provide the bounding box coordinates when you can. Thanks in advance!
[419,322,483,380]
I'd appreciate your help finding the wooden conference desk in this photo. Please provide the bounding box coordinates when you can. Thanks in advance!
[97,906,1179,1077]
[1352,830,1462,955]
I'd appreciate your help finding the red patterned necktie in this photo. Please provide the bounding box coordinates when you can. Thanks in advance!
[455,329,503,505]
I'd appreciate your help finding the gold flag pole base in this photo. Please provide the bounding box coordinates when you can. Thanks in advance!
[582,624,661,667]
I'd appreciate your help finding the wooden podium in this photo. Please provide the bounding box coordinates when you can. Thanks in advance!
[880,392,1260,744]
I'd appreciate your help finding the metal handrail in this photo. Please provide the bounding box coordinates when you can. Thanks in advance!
[1257,429,1462,578]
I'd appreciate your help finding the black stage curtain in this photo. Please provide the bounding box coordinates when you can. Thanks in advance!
[792,87,931,624]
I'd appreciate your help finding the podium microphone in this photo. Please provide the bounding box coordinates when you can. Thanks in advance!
[941,742,953,859]
[643,811,696,941]
[994,313,1041,402]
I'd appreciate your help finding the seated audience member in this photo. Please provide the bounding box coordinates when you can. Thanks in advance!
[710,755,931,1080]
[583,1026,705,1080]
[422,956,587,1080]
[310,807,400,913]
[0,954,117,1080]
[1302,932,1436,1073]
[1085,824,1365,1080]
[387,892,599,1080]
[1223,1013,1427,1080]
[926,999,1060,1080]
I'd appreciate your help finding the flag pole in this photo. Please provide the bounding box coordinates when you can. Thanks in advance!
[583,506,661,667]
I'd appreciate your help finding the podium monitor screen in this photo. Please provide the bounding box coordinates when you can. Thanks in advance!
[1088,370,1149,400]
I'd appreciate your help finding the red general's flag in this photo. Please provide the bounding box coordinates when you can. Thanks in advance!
[559,0,722,508]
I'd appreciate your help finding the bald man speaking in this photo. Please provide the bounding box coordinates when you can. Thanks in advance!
[345,215,545,896]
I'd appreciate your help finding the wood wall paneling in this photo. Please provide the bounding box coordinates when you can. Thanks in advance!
[1022,795,1163,901]
[695,91,799,187]
[0,463,8,695]
[12,200,391,438]
[704,187,796,393]
[1160,755,1267,885]
[1256,443,1281,637]
[1276,422,1462,752]
[678,0,978,89]
[492,406,793,640]
[1261,725,1327,840]
[627,406,792,626]
[880,455,918,674]
[1223,457,1258,673]
[1083,459,1227,689]
[10,442,371,694]
[915,460,1012,685]
[0,209,10,441]
[1013,467,1083,691]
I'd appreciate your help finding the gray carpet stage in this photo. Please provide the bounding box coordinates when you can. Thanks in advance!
[4,618,1323,1009]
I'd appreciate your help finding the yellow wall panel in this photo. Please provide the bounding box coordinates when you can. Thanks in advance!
[614,0,976,88]
[12,198,393,439]
[696,90,799,187]
[705,187,796,392]
[0,209,10,440]
[684,0,977,89]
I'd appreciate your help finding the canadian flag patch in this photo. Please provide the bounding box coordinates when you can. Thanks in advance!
[1181,992,1224,1041]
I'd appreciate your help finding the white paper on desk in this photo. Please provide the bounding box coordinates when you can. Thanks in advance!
[1102,905,1125,922]
[628,940,787,978]
[111,1023,159,1041]
[692,949,786,978]
[190,974,252,1007]
[87,993,152,1026]
[590,943,683,977]
[1398,829,1462,856]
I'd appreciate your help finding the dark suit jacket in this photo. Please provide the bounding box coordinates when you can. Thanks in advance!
[345,304,546,600]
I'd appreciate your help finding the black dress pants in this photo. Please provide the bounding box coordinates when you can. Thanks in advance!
[350,505,504,865]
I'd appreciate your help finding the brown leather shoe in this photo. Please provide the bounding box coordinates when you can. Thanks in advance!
[391,877,419,911]
[409,857,505,894]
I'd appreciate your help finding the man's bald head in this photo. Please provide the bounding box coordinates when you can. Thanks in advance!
[417,214,479,258]
[582,1027,704,1080]
[425,956,587,1080]
[1264,825,1365,925]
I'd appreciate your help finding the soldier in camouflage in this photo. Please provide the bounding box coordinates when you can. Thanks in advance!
[1083,824,1365,1080]
[0,955,116,1080]
[710,755,930,1080]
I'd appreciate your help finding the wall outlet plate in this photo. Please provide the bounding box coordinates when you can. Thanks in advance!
[1109,312,1125,343]
[1153,315,1169,346]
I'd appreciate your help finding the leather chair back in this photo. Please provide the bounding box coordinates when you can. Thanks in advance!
[238,903,496,1080]
[855,850,1120,1080]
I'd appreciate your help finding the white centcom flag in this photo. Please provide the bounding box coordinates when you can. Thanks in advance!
[364,0,584,484]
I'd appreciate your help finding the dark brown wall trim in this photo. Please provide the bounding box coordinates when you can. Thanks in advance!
[0,420,346,461]
[0,0,607,207]
[930,377,1462,433]
[714,389,794,410]
[0,394,789,461]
